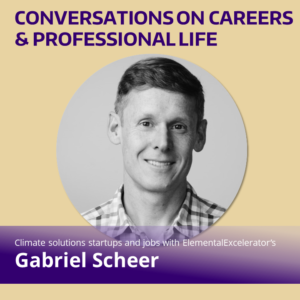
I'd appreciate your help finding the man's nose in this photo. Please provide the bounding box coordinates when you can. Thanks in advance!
[152,126,172,152]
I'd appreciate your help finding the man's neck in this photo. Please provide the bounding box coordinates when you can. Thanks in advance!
[123,177,187,227]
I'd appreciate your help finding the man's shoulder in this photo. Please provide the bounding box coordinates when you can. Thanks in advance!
[187,184,226,219]
[81,197,120,226]
[194,194,226,218]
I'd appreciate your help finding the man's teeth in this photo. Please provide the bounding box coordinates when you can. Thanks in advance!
[147,160,172,167]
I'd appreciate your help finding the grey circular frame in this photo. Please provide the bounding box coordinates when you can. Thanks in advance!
[57,54,247,214]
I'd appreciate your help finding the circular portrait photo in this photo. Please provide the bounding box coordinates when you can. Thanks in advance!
[57,54,247,241]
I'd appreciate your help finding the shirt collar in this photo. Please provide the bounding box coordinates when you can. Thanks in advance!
[171,182,204,238]
[106,182,203,240]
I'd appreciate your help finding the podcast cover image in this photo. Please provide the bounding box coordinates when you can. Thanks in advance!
[1,0,300,297]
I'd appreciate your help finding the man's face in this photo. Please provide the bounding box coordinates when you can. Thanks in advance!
[119,87,206,193]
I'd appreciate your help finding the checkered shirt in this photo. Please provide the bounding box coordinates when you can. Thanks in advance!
[82,183,226,242]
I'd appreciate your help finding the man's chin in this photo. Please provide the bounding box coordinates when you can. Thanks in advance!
[138,179,179,193]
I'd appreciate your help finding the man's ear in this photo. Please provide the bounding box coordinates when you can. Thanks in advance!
[194,119,207,152]
[107,112,121,145]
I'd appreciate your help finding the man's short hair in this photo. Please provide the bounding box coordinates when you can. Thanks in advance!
[115,57,205,123]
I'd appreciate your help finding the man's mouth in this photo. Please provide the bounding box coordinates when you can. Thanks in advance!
[145,160,175,167]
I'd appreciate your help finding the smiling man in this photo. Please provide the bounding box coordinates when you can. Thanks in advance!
[82,57,226,241]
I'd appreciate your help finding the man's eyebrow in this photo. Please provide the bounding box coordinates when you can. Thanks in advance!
[136,113,156,119]
[171,117,190,122]
[168,115,197,125]
[136,115,193,124]
[134,110,196,123]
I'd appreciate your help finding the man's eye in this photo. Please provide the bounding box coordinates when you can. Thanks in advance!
[172,124,185,130]
[140,121,151,127]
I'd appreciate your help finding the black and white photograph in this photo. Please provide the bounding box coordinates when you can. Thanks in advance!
[57,54,247,240]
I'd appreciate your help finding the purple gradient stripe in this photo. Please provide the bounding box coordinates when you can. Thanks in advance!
[0,226,299,284]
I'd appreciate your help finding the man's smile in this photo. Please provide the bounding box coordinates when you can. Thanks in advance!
[144,159,176,168]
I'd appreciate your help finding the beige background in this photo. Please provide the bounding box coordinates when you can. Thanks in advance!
[1,0,299,297]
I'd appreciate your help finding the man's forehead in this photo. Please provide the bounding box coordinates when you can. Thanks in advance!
[123,87,197,115]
